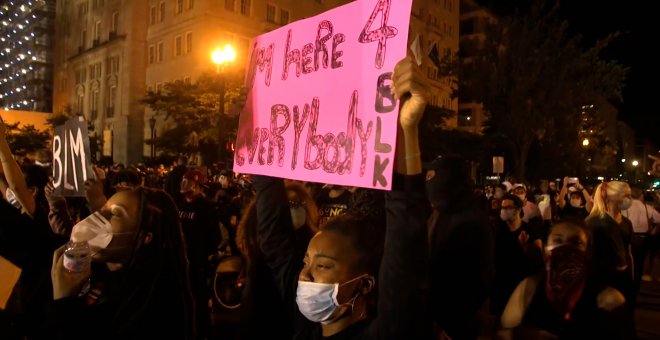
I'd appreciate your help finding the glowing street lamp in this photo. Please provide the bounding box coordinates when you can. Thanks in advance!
[211,44,236,164]
[211,45,236,70]
[632,160,639,167]
[582,138,589,147]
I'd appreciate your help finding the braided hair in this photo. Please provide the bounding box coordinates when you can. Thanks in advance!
[109,187,196,339]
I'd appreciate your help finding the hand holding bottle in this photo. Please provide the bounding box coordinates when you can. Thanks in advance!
[51,244,91,300]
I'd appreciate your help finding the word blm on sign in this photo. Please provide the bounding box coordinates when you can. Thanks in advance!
[52,116,93,197]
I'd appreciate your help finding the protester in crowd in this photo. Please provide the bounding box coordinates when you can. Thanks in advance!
[48,187,195,339]
[179,169,222,339]
[623,187,660,291]
[1,183,66,338]
[488,184,508,223]
[0,120,68,337]
[492,194,544,317]
[165,156,188,207]
[586,181,634,301]
[643,191,660,281]
[45,166,106,237]
[557,177,593,222]
[426,155,495,339]
[499,220,634,339]
[210,169,240,254]
[235,182,319,339]
[534,180,557,229]
[511,184,542,225]
[253,56,431,339]
[1,120,50,220]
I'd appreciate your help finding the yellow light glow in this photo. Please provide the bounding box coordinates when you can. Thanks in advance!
[212,45,236,65]
[632,160,639,167]
[582,138,589,147]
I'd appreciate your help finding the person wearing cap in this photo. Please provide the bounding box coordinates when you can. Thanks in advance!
[179,169,221,339]
[511,184,541,224]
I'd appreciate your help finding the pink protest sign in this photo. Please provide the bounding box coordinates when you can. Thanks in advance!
[234,0,413,190]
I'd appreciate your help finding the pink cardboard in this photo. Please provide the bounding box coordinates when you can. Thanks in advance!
[234,0,413,190]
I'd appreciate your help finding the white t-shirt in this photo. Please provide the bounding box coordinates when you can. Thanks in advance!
[623,199,660,233]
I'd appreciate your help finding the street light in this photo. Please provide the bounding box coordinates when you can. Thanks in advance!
[211,45,236,70]
[582,138,589,147]
[211,44,236,165]
[632,160,639,167]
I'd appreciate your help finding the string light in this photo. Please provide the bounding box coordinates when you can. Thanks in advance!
[0,0,53,111]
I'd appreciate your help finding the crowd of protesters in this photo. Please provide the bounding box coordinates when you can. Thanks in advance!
[1,56,660,340]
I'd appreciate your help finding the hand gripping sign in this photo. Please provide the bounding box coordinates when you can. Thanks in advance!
[233,0,413,190]
[52,116,93,197]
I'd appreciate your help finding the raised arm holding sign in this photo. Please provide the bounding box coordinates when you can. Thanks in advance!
[234,0,413,190]
[0,115,36,216]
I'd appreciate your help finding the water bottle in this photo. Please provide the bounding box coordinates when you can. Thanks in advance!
[63,240,91,273]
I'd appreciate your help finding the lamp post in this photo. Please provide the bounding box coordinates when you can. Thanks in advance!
[149,115,156,160]
[211,44,236,164]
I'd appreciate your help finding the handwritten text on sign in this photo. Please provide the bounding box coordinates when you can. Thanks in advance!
[52,116,93,197]
[233,0,412,190]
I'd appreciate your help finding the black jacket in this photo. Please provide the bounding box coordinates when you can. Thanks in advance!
[253,174,430,339]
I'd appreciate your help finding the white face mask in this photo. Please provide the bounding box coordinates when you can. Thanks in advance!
[619,197,632,211]
[5,188,21,209]
[71,212,114,249]
[296,275,368,324]
[290,207,307,230]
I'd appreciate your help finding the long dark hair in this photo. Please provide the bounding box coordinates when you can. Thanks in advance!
[109,187,196,339]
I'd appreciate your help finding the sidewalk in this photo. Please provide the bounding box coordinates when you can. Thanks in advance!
[636,279,660,339]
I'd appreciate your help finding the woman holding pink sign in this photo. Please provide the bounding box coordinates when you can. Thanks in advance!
[253,55,431,339]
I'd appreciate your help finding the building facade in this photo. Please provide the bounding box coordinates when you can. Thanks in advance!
[53,0,149,165]
[409,0,459,128]
[0,0,55,112]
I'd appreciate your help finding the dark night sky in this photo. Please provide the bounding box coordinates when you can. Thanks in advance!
[476,0,658,146]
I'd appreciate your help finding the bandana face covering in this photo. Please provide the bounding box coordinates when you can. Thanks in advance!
[71,211,114,249]
[545,244,588,321]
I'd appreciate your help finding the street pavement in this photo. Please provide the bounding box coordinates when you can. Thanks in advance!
[636,279,660,339]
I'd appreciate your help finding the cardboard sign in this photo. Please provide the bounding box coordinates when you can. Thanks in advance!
[52,116,93,197]
[233,0,413,190]
[0,256,21,310]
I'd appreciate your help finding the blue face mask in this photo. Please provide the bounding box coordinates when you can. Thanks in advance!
[296,274,369,323]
